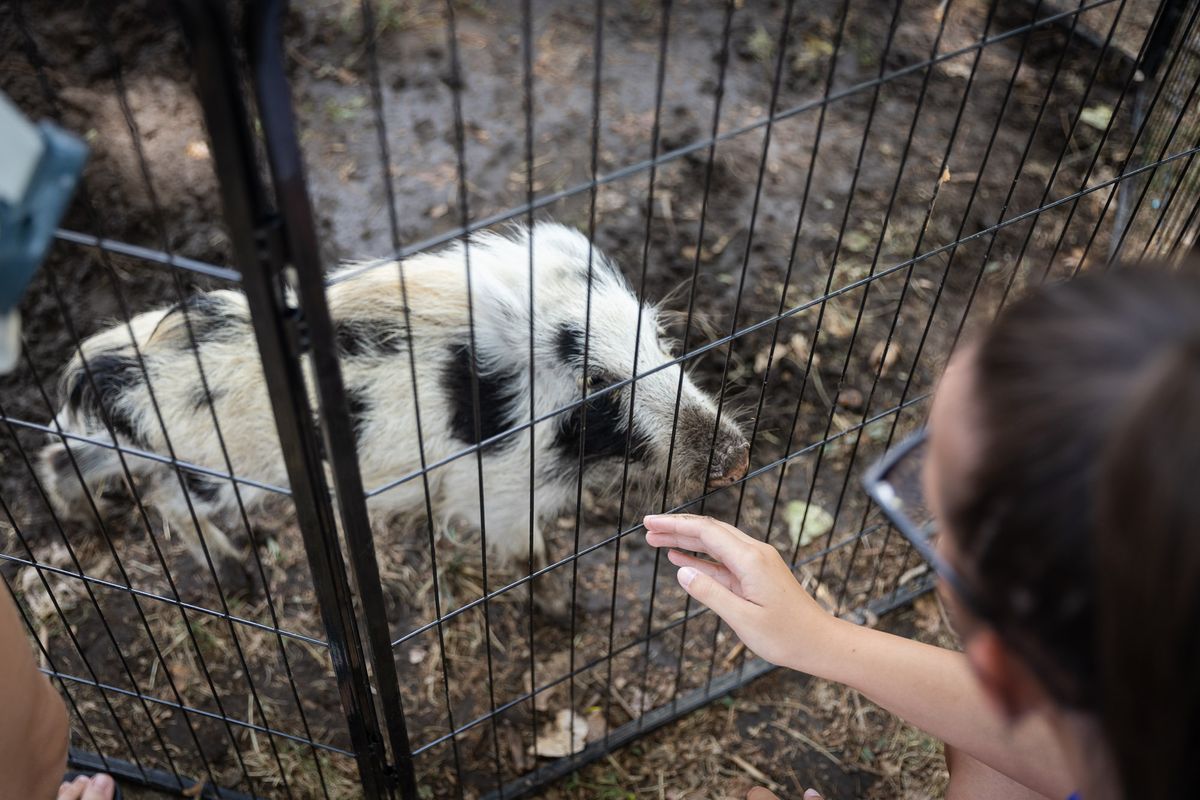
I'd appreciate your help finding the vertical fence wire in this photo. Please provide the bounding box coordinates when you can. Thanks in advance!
[661,0,738,705]
[88,5,312,793]
[356,0,468,791]
[1073,0,1200,275]
[9,1,1200,798]
[8,4,264,793]
[625,0,674,727]
[440,0,507,793]
[687,0,804,696]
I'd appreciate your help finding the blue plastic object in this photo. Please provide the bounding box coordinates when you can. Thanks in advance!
[0,92,88,373]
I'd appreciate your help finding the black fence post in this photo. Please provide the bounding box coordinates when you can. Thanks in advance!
[171,1,397,796]
[1111,0,1196,261]
[246,0,419,796]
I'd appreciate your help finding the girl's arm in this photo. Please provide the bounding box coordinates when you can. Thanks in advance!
[643,513,1071,799]
[1,583,70,800]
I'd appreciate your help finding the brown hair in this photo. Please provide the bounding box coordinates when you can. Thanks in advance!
[951,266,1200,800]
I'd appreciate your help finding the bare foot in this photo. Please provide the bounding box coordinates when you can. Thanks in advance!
[746,788,825,800]
[747,788,781,800]
[57,773,115,800]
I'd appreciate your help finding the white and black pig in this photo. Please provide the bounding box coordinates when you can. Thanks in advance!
[37,223,749,595]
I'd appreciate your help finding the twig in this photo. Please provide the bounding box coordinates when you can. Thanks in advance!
[768,721,844,769]
[729,754,783,792]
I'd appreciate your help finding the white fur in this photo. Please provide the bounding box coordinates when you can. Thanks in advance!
[38,223,747,580]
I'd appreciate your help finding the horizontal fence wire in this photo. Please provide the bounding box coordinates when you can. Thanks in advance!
[45,668,355,757]
[388,392,932,649]
[330,0,1127,273]
[357,147,1200,500]
[412,520,899,757]
[53,229,242,283]
[3,0,1197,797]
[3,0,357,796]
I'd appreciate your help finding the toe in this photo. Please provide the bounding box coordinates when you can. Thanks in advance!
[747,789,780,800]
[82,774,115,800]
[57,775,88,800]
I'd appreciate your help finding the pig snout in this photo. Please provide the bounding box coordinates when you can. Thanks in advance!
[705,431,750,491]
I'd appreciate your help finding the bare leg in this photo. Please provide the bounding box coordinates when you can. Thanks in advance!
[945,744,1055,800]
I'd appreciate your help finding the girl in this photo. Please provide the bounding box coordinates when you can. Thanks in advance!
[645,268,1200,799]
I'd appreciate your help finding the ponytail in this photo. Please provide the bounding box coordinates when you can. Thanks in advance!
[955,266,1200,800]
[1094,337,1200,800]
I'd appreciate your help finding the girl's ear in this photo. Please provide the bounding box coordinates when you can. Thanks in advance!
[965,630,1050,722]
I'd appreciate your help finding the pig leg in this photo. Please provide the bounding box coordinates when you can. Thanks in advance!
[445,456,575,623]
[145,473,251,597]
[38,439,128,522]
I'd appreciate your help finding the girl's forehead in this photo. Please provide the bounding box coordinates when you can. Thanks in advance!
[927,348,985,521]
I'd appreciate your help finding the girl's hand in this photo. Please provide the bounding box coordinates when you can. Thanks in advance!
[643,514,842,673]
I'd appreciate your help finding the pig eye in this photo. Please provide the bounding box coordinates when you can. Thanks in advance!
[584,368,619,392]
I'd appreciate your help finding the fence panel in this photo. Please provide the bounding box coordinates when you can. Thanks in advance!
[2,0,1198,798]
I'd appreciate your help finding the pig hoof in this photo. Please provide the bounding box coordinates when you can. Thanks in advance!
[531,577,574,627]
[216,556,256,600]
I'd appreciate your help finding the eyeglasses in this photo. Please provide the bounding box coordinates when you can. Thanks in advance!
[861,428,989,620]
[863,429,1093,707]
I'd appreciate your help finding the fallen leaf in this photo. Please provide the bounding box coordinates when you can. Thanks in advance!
[843,229,873,254]
[1079,104,1113,131]
[870,340,900,375]
[785,500,834,548]
[793,33,834,72]
[837,386,865,411]
[584,708,607,742]
[182,780,207,798]
[747,26,776,64]
[530,709,588,758]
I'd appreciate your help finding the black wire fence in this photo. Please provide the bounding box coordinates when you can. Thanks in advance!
[1,0,1197,797]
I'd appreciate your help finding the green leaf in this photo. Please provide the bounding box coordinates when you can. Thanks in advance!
[748,26,776,64]
[844,229,873,253]
[785,500,834,548]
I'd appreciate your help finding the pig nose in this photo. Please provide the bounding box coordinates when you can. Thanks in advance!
[706,445,750,491]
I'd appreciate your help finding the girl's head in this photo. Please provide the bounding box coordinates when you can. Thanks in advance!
[924,268,1200,800]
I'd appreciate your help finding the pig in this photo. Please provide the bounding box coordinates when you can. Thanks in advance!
[37,223,750,596]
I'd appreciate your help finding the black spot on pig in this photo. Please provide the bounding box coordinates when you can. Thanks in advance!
[50,445,72,474]
[336,318,408,358]
[183,471,223,503]
[554,388,651,466]
[345,386,370,445]
[155,292,246,345]
[556,324,585,365]
[64,352,145,446]
[442,342,521,449]
[189,385,225,412]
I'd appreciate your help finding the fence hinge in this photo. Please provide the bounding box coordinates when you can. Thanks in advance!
[254,214,312,356]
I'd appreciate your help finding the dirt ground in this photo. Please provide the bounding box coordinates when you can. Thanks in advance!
[0,0,1150,797]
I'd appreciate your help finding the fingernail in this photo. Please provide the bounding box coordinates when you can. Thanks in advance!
[677,566,698,589]
[643,514,663,525]
[93,774,114,790]
[804,790,822,799]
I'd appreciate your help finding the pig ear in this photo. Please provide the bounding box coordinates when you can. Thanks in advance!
[528,221,628,286]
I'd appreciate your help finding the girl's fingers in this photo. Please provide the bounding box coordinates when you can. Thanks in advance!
[644,514,759,569]
[666,549,739,593]
[675,565,754,624]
